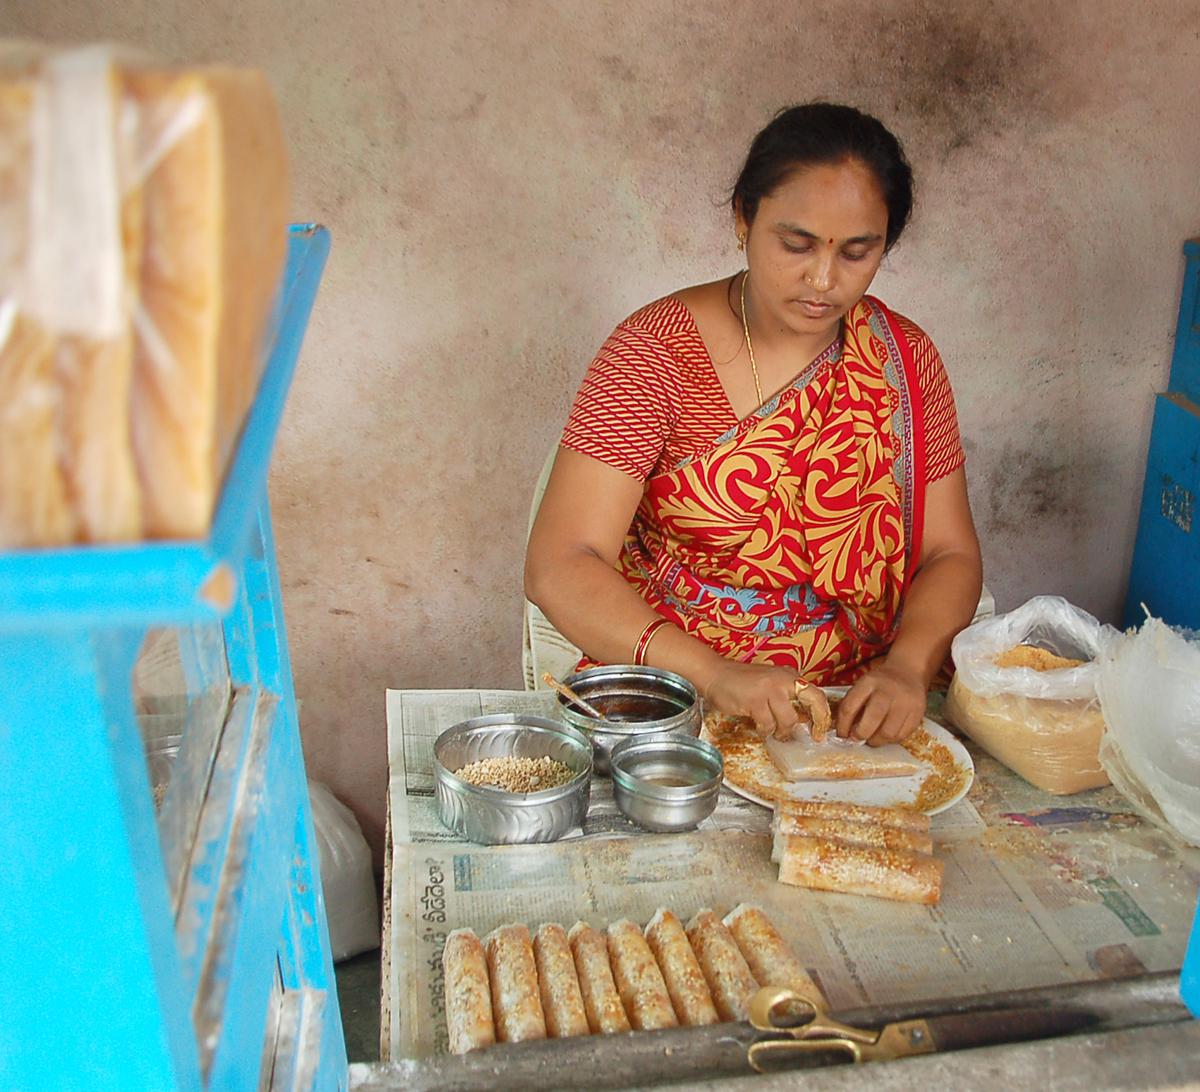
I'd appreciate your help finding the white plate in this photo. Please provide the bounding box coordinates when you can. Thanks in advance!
[700,691,974,811]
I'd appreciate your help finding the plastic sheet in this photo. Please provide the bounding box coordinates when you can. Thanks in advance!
[310,780,380,962]
[1096,617,1200,845]
[0,43,288,547]
[944,596,1119,794]
[763,732,922,780]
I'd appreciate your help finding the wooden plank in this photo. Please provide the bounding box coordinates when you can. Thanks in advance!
[350,972,1189,1091]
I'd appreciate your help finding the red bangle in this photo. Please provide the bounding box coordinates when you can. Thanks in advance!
[633,618,671,666]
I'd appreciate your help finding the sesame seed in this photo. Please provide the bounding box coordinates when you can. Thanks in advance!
[453,755,575,793]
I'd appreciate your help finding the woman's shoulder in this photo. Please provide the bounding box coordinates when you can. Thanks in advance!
[619,279,727,338]
[617,294,696,341]
[622,278,742,365]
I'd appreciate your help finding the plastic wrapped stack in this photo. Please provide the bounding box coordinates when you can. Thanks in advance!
[0,43,288,547]
[945,596,1117,795]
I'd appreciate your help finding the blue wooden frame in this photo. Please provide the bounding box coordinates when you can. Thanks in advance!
[1167,239,1200,407]
[1125,239,1200,1013]
[0,225,347,1091]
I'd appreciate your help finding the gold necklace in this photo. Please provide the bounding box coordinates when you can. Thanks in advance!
[739,269,764,407]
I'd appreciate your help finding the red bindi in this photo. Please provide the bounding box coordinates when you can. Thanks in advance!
[828,238,834,245]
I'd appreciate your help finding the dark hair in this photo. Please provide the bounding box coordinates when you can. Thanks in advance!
[732,103,914,251]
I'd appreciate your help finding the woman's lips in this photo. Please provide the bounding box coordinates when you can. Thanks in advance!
[795,299,835,318]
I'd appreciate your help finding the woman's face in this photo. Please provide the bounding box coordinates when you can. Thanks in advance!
[736,158,890,337]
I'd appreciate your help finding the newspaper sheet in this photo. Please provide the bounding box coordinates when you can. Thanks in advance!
[385,688,1200,1061]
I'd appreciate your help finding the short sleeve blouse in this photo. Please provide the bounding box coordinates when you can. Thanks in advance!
[561,297,964,484]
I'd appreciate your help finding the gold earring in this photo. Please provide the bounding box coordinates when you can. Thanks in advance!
[737,234,746,252]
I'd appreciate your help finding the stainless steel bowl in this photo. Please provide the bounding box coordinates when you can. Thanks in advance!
[557,665,701,775]
[609,734,723,833]
[434,714,592,844]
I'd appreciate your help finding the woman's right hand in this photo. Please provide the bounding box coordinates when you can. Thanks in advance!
[701,660,807,739]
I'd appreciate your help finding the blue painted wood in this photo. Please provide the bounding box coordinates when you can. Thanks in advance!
[204,498,346,1088]
[1167,240,1200,407]
[1123,393,1200,631]
[200,689,298,1086]
[174,688,263,1003]
[0,226,346,1090]
[0,630,201,1092]
[1184,898,1200,1016]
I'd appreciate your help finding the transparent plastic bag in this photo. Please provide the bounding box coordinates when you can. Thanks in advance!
[944,595,1120,794]
[309,781,380,963]
[1096,618,1200,845]
[0,42,288,547]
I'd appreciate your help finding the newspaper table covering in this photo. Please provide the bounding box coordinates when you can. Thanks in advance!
[385,688,1200,1061]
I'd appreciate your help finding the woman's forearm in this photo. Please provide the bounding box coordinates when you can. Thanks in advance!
[525,548,726,688]
[883,549,983,687]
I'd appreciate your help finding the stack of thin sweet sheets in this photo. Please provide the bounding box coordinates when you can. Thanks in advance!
[771,799,942,904]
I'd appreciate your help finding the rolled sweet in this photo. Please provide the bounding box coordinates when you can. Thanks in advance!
[606,919,678,1031]
[774,798,930,834]
[777,834,943,905]
[685,909,760,1022]
[567,921,631,1035]
[533,923,590,1039]
[770,814,933,862]
[442,928,495,1055]
[643,908,718,1027]
[484,924,547,1043]
[722,904,821,999]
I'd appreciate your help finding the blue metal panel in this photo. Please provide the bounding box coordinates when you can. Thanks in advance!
[1168,240,1200,407]
[1123,393,1200,630]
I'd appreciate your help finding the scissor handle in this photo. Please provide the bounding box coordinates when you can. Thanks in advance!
[747,1018,936,1072]
[748,986,821,1031]
[748,986,876,1045]
[748,1035,862,1072]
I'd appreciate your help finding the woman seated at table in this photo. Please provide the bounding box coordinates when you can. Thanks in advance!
[525,103,983,746]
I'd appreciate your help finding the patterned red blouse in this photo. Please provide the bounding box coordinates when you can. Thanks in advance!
[562,296,964,484]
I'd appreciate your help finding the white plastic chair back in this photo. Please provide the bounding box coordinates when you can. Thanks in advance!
[522,447,582,689]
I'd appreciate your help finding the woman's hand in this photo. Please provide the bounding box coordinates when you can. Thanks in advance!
[835,661,926,746]
[702,661,808,739]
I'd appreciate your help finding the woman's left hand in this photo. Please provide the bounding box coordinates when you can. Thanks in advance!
[835,661,927,746]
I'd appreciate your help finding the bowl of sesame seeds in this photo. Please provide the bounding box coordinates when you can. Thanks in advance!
[434,714,593,844]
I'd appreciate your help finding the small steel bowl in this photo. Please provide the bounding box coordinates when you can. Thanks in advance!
[434,714,592,844]
[609,734,723,833]
[557,665,702,775]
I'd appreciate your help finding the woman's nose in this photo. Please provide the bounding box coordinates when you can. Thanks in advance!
[806,254,835,292]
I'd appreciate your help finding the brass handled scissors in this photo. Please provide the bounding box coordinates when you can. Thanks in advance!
[747,986,936,1071]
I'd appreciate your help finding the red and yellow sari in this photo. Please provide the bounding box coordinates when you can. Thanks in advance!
[591,295,928,685]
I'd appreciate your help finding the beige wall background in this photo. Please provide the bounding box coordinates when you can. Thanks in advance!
[5,0,1199,860]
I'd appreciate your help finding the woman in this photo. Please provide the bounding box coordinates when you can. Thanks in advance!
[525,103,982,745]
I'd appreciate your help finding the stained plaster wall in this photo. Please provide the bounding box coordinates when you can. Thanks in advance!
[4,1,1199,860]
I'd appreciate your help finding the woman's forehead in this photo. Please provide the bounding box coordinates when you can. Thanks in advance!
[757,160,888,234]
